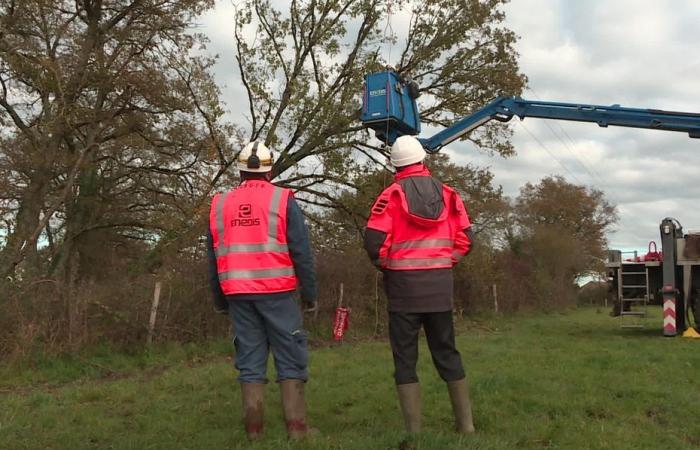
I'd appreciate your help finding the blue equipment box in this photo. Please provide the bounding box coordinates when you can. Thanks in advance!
[361,71,420,143]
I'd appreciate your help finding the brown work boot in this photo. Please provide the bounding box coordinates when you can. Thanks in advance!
[447,378,475,434]
[280,379,318,439]
[240,382,265,440]
[396,382,421,433]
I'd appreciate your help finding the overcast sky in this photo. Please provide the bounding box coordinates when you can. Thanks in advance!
[199,0,700,253]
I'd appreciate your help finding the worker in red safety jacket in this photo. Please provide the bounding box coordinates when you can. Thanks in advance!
[207,141,318,440]
[363,135,475,434]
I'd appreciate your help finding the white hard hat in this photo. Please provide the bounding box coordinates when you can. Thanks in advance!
[237,141,274,173]
[390,135,426,167]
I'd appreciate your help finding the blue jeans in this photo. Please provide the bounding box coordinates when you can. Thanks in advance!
[228,296,309,383]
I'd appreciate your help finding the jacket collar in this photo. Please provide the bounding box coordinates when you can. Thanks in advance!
[240,177,272,186]
[394,163,431,181]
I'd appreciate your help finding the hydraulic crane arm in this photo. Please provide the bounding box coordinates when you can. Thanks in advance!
[421,97,700,153]
[360,70,700,153]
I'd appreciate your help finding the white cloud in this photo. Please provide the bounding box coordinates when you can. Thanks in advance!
[486,0,700,251]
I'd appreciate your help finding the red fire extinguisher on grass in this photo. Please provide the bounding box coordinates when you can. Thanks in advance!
[332,283,350,341]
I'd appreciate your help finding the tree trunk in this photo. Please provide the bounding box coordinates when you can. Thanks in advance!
[0,170,52,277]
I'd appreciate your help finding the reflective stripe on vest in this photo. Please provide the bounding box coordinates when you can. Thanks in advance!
[219,267,296,280]
[390,238,454,252]
[385,238,455,269]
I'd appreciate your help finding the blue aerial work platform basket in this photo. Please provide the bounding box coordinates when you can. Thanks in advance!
[361,70,421,144]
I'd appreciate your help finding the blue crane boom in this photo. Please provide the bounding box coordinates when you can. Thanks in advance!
[360,70,700,153]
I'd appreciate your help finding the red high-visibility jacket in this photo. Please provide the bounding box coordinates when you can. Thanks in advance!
[209,180,298,295]
[366,164,472,270]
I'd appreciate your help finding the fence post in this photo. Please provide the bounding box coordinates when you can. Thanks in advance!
[492,284,499,314]
[147,280,162,346]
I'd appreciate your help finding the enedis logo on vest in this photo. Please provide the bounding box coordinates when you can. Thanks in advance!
[230,204,260,227]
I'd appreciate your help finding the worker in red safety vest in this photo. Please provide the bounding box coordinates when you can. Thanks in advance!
[363,135,475,434]
[207,141,318,440]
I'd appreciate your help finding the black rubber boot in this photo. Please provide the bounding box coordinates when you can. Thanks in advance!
[447,378,475,434]
[396,382,421,433]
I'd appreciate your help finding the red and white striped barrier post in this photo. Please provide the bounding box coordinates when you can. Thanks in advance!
[662,285,677,336]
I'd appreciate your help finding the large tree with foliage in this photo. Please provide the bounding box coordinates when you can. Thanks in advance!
[233,0,527,207]
[508,176,618,305]
[0,0,235,281]
[515,176,618,266]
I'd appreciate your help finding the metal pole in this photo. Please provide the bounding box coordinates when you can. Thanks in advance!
[660,218,681,336]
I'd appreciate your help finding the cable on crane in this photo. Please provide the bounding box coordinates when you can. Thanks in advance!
[382,0,395,173]
[517,121,584,185]
[526,87,607,187]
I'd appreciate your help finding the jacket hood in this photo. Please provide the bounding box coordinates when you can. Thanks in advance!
[394,164,448,226]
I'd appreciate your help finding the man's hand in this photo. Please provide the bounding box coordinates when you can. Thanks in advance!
[213,295,229,315]
[302,299,318,313]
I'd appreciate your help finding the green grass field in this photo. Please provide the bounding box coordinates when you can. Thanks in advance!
[1,307,699,450]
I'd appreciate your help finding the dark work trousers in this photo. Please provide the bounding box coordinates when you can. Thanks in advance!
[389,311,465,385]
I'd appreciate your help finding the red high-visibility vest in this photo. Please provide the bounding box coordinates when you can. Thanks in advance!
[209,180,298,295]
[366,165,471,270]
